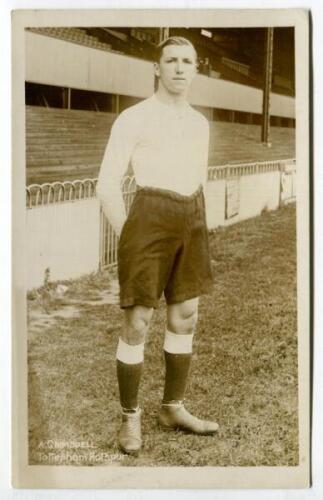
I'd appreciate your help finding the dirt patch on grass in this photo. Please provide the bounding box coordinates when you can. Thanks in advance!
[28,306,80,337]
[28,204,298,467]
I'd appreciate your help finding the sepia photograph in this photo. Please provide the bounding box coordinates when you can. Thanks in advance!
[12,8,310,489]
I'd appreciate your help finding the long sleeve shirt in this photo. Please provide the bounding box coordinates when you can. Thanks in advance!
[96,93,210,234]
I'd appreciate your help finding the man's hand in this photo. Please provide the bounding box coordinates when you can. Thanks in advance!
[98,194,127,240]
[114,218,127,239]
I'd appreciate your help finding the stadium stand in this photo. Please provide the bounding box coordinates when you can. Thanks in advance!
[26,27,294,96]
[25,27,295,185]
[27,27,115,53]
[26,105,295,185]
[26,27,155,60]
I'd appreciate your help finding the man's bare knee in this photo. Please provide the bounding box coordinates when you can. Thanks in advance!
[169,310,198,334]
[167,298,199,334]
[121,305,154,345]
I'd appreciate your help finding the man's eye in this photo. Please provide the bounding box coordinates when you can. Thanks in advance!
[165,59,193,64]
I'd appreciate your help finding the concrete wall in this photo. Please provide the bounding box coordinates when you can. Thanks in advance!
[205,179,226,228]
[205,171,282,229]
[25,31,295,118]
[26,198,100,289]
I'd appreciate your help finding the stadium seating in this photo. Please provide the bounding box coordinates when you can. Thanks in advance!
[26,106,114,184]
[26,106,295,185]
[27,27,115,53]
[208,120,295,166]
[26,27,152,59]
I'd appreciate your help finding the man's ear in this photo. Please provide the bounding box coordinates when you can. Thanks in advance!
[154,62,160,78]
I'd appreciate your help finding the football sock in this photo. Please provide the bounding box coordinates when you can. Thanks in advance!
[116,337,144,412]
[162,329,194,404]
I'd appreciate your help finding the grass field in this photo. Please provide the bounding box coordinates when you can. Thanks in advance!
[28,203,298,467]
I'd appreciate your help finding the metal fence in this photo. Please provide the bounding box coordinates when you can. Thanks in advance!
[207,158,295,181]
[99,176,137,269]
[26,179,97,208]
[26,159,296,271]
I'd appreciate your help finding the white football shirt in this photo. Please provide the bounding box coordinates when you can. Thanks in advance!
[96,93,210,231]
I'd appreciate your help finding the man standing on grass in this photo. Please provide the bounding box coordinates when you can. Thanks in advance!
[96,36,218,456]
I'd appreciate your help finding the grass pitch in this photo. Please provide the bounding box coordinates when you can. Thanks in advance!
[28,203,298,466]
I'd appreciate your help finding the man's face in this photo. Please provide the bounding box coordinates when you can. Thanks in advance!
[154,44,197,95]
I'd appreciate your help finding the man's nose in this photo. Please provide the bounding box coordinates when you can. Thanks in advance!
[175,61,184,73]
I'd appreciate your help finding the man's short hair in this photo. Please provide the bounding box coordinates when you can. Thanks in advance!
[154,36,197,63]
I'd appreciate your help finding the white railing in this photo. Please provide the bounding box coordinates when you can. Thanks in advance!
[99,176,137,269]
[207,159,295,181]
[26,159,295,208]
[26,179,97,208]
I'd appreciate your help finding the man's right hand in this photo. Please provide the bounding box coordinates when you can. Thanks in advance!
[115,219,127,239]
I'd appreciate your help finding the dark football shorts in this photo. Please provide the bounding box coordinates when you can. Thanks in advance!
[117,184,214,309]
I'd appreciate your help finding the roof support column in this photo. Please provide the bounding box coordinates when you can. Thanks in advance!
[158,28,169,43]
[261,27,274,146]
